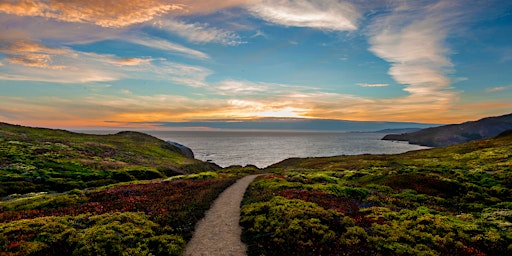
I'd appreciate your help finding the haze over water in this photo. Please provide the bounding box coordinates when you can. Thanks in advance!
[147,130,429,168]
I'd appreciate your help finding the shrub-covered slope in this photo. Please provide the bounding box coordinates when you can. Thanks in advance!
[1,175,237,255]
[0,122,219,196]
[241,130,512,255]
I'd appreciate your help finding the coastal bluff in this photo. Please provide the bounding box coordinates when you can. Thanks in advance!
[382,113,512,147]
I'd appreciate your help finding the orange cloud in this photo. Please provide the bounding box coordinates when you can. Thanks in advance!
[0,0,251,27]
[109,57,153,66]
[0,41,69,69]
[1,41,67,54]
[174,0,254,15]
[0,0,182,27]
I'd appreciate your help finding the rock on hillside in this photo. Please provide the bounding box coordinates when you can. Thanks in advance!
[382,113,512,147]
[168,141,195,158]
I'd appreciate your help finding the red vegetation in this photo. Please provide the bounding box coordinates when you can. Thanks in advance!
[277,189,385,228]
[1,178,235,238]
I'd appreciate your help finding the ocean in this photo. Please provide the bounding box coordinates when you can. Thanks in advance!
[140,130,429,168]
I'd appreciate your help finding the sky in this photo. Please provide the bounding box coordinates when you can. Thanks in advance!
[0,0,511,128]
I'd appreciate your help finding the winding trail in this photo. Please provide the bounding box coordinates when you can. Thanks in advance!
[184,174,261,256]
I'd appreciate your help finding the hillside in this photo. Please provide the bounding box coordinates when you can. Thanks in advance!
[240,130,512,255]
[382,113,512,147]
[0,122,219,196]
[2,122,512,255]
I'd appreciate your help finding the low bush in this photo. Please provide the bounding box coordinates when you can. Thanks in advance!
[0,212,185,256]
[241,196,351,256]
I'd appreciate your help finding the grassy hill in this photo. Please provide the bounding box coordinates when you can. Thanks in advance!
[0,122,219,196]
[2,122,511,255]
[0,123,259,255]
[241,130,512,255]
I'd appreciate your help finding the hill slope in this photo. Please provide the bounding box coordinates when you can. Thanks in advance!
[0,122,218,196]
[382,113,512,147]
[239,130,512,255]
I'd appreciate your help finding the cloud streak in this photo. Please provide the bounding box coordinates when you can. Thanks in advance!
[358,83,390,87]
[248,0,360,31]
[0,41,68,69]
[154,19,244,46]
[126,35,210,59]
[0,41,124,83]
[0,40,212,84]
[486,85,512,93]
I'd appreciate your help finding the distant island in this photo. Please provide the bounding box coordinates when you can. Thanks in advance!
[382,113,512,147]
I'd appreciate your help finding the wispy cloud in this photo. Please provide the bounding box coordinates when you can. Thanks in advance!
[157,61,213,87]
[108,57,153,66]
[358,83,390,87]
[1,41,69,69]
[154,19,244,46]
[250,30,267,39]
[366,1,463,113]
[215,80,268,95]
[486,85,512,93]
[248,0,360,31]
[126,35,210,59]
[0,41,124,82]
[0,40,212,85]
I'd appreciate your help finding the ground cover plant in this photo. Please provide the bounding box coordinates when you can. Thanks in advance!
[241,131,512,255]
[1,175,237,255]
[0,122,219,196]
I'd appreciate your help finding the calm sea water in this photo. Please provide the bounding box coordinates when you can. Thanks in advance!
[140,130,429,168]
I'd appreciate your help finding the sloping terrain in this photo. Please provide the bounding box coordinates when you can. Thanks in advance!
[0,122,219,196]
[240,130,512,255]
[382,113,512,147]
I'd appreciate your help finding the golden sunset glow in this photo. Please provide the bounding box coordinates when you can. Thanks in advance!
[0,0,511,128]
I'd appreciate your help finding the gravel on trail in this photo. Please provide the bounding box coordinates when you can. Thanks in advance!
[184,174,262,256]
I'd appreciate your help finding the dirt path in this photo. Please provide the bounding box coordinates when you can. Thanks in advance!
[184,174,261,256]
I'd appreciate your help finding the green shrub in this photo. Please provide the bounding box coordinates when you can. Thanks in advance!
[70,212,184,256]
[0,212,185,256]
[165,171,220,181]
[317,184,369,200]
[241,196,351,256]
[0,216,76,255]
[307,172,340,184]
[110,170,135,182]
[1,190,88,211]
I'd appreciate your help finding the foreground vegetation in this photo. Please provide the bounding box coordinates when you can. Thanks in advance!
[1,174,239,255]
[2,122,512,255]
[0,122,218,197]
[0,123,256,255]
[241,130,512,255]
